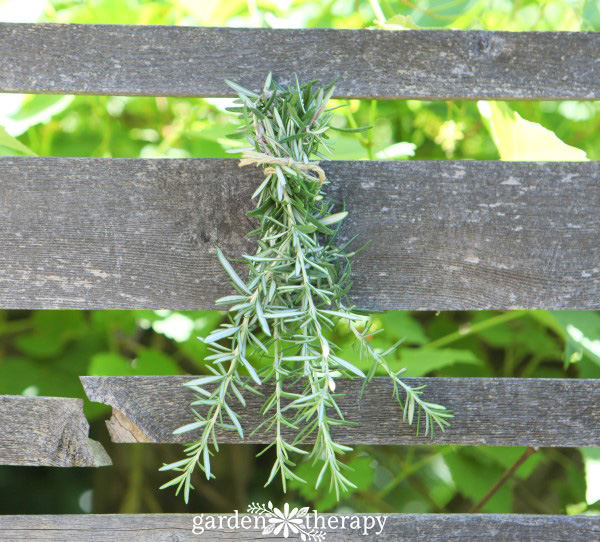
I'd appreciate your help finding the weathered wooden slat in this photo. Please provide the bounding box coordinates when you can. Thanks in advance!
[0,24,598,100]
[0,396,111,467]
[0,158,598,310]
[1,514,598,541]
[81,376,600,447]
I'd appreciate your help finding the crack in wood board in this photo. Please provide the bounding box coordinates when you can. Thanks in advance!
[0,395,111,467]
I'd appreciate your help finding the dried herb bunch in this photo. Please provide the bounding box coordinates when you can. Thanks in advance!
[161,75,452,502]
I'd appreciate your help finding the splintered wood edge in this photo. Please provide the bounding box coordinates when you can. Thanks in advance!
[0,395,111,467]
[107,409,152,443]
[80,377,153,443]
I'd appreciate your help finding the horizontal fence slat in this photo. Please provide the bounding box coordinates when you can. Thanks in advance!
[1,514,599,541]
[0,158,598,310]
[0,396,111,467]
[81,377,600,447]
[0,24,599,100]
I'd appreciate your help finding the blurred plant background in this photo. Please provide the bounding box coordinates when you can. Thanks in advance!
[1,0,600,518]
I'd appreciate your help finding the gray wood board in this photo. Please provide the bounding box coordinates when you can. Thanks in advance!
[0,24,599,99]
[81,376,600,447]
[1,514,598,541]
[0,158,598,310]
[0,395,111,467]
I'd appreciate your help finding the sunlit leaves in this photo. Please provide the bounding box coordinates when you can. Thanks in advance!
[478,101,588,161]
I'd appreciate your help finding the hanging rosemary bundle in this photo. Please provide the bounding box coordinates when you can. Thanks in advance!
[160,74,452,502]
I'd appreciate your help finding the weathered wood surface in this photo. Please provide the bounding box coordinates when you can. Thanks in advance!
[0,158,598,310]
[1,514,598,541]
[0,396,111,467]
[0,24,599,100]
[81,376,600,447]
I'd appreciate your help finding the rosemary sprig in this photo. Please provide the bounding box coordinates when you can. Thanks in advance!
[160,74,452,502]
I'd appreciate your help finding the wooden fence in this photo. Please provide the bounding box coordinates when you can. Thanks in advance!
[0,23,599,540]
[1,159,598,310]
[80,376,600,447]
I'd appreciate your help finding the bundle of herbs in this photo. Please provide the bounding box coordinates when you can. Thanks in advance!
[160,75,451,502]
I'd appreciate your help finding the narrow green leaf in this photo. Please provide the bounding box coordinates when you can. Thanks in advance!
[200,326,239,344]
[173,420,208,435]
[329,125,372,133]
[225,79,259,98]
[184,375,223,387]
[255,298,271,336]
[216,247,250,294]
[320,212,348,226]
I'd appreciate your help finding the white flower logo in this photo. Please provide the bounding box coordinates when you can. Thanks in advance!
[266,502,305,538]
[247,501,326,541]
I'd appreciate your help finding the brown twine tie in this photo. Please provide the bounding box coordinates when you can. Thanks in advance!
[238,150,327,184]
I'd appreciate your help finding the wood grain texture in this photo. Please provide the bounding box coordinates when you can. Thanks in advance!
[0,158,598,310]
[0,24,599,100]
[1,514,598,541]
[0,396,111,467]
[81,376,600,447]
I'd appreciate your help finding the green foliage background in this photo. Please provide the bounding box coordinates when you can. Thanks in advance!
[0,0,599,517]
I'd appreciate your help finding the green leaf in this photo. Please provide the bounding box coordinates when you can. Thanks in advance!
[532,310,600,367]
[330,354,366,378]
[201,326,239,344]
[185,375,223,387]
[377,312,428,345]
[223,402,244,438]
[0,358,43,395]
[15,311,87,358]
[0,125,36,156]
[224,79,259,98]
[329,125,372,133]
[255,298,271,337]
[400,348,482,377]
[320,211,348,226]
[478,101,587,161]
[240,356,262,386]
[173,420,208,435]
[476,447,541,479]
[134,350,180,375]
[15,333,66,358]
[159,459,190,472]
[320,309,365,321]
[289,457,374,511]
[471,311,560,359]
[5,95,74,136]
[295,224,318,234]
[216,247,251,294]
[88,353,135,376]
[159,473,186,489]
[444,451,513,513]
